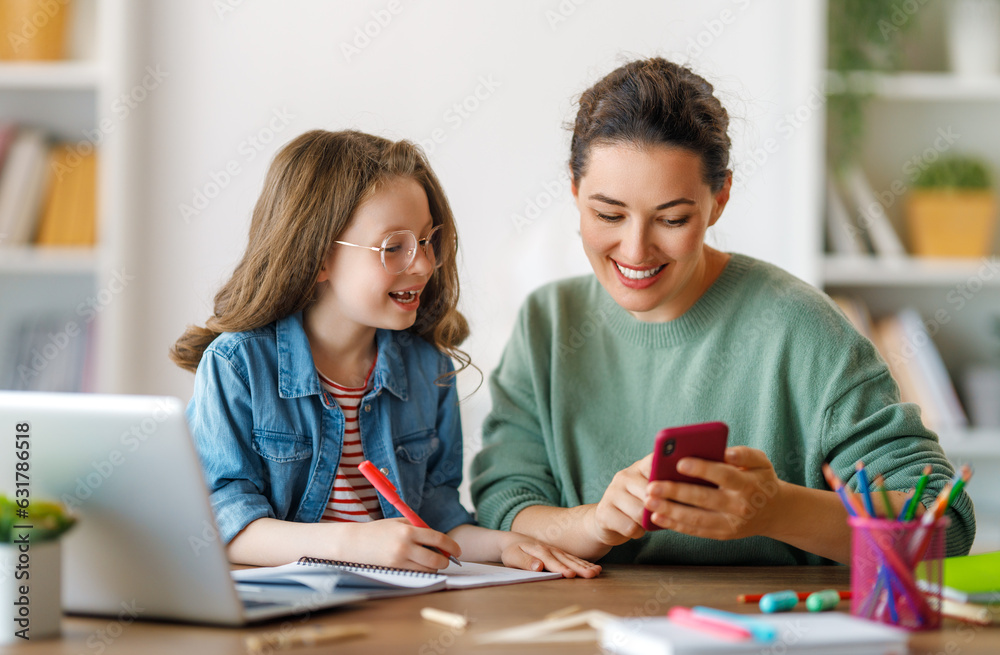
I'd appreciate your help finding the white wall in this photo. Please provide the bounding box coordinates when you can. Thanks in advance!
[127,1,823,484]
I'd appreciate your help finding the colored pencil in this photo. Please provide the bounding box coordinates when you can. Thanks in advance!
[902,465,932,521]
[876,474,896,520]
[823,463,868,518]
[947,465,972,506]
[855,461,877,518]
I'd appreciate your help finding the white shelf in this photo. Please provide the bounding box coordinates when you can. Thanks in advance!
[0,246,96,274]
[823,255,1000,286]
[937,428,1000,459]
[827,70,1000,101]
[0,61,102,89]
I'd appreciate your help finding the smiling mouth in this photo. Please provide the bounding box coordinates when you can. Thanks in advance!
[613,261,665,280]
[389,290,420,304]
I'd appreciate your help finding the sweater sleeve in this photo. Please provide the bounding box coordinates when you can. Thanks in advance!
[822,358,976,557]
[470,302,561,530]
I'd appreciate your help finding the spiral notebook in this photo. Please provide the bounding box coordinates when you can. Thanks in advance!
[232,557,562,603]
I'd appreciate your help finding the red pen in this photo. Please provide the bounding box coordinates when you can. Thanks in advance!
[738,591,852,603]
[358,460,461,566]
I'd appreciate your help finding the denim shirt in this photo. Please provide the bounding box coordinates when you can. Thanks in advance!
[187,312,475,544]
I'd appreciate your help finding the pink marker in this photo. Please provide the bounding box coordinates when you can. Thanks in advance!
[667,606,752,641]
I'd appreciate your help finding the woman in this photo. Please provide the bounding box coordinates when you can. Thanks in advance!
[470,57,975,565]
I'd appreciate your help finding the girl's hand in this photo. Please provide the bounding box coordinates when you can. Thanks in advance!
[588,453,653,547]
[499,532,602,578]
[643,446,784,540]
[343,518,462,572]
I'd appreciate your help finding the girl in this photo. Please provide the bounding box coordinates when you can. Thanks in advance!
[471,58,975,565]
[172,129,600,577]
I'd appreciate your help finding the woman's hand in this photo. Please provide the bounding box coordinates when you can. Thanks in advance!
[643,446,784,540]
[342,518,463,572]
[499,532,603,578]
[588,453,653,547]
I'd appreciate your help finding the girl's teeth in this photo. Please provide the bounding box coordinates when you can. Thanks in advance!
[614,262,664,280]
[390,290,419,303]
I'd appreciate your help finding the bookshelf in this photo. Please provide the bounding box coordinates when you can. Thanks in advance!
[822,6,1000,551]
[0,0,134,393]
[827,70,1000,101]
[824,255,1000,287]
[821,67,1000,447]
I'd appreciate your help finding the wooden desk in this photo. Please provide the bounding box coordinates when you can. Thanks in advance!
[16,565,1000,654]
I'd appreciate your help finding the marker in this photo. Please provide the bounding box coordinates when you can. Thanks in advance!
[358,460,461,566]
[667,607,752,642]
[805,589,841,612]
[759,590,798,613]
[689,607,777,642]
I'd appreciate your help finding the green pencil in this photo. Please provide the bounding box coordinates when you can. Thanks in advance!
[875,474,895,520]
[903,465,932,521]
[948,464,972,506]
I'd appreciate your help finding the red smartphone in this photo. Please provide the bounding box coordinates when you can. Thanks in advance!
[641,421,729,531]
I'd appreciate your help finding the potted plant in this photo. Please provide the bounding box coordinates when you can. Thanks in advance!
[906,156,997,257]
[0,496,76,643]
[827,0,919,168]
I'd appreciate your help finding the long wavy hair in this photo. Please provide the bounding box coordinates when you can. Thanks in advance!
[170,129,470,375]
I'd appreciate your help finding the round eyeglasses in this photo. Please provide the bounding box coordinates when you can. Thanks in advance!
[334,225,445,275]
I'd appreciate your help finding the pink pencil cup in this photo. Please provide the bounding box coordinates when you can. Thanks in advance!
[849,516,948,631]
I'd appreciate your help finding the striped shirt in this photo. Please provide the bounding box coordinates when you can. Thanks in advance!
[318,358,383,523]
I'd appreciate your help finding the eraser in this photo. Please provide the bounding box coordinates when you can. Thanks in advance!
[759,590,798,613]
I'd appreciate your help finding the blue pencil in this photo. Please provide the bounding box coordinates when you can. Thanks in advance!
[855,461,878,518]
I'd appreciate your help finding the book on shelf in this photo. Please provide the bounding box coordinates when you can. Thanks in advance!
[832,296,968,431]
[2,314,91,393]
[0,128,99,250]
[896,308,968,429]
[961,365,1000,429]
[838,165,907,258]
[35,144,97,247]
[0,127,50,247]
[826,173,870,255]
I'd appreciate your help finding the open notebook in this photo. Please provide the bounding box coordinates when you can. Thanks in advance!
[232,557,563,604]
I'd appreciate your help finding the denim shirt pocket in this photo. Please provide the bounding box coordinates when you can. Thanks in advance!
[393,428,440,503]
[252,428,312,463]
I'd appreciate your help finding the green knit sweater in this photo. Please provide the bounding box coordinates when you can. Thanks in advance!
[470,254,975,565]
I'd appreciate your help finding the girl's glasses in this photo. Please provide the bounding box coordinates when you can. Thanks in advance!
[334,225,445,275]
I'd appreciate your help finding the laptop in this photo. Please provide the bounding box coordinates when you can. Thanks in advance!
[0,391,367,625]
